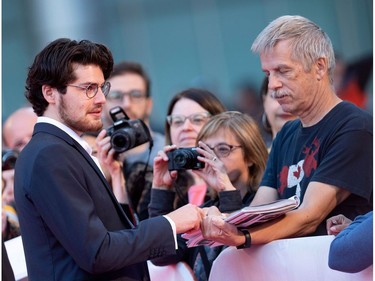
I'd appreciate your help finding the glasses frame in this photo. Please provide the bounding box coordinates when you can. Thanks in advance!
[67,81,111,99]
[207,143,242,158]
[106,89,147,102]
[166,112,211,127]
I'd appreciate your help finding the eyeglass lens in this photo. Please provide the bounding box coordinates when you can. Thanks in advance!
[167,112,210,127]
[88,82,110,98]
[107,90,146,101]
[67,81,111,99]
[210,144,241,157]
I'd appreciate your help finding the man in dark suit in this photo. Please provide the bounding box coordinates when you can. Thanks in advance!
[14,38,203,281]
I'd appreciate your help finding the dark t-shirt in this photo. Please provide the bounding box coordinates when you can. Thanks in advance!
[260,101,373,235]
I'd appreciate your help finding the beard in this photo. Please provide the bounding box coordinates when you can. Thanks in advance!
[59,96,103,133]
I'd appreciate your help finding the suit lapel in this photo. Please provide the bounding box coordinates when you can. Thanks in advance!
[34,123,135,228]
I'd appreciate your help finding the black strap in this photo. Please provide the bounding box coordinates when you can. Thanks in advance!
[198,246,212,279]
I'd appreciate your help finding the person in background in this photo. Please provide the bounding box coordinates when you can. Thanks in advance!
[259,76,297,148]
[3,106,38,152]
[159,88,227,208]
[232,81,268,144]
[2,160,20,241]
[201,15,372,249]
[97,88,225,221]
[102,61,164,170]
[99,62,165,220]
[334,53,373,111]
[150,111,268,281]
[2,106,38,241]
[82,132,138,224]
[2,106,37,281]
[14,38,203,281]
[80,132,113,186]
[326,211,373,273]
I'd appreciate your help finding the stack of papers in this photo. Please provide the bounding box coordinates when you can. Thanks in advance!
[183,196,300,248]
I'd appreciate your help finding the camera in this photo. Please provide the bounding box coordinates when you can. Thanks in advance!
[167,147,205,171]
[2,149,19,170]
[106,106,152,153]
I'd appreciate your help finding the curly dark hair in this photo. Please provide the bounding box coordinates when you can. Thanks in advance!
[25,38,114,116]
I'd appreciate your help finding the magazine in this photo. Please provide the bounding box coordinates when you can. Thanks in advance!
[182,195,300,248]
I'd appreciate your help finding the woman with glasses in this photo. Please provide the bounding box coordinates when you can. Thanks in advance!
[149,111,268,281]
[155,88,226,210]
[96,87,225,222]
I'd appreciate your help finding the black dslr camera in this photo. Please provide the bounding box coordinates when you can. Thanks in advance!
[2,149,19,170]
[106,106,152,153]
[167,147,205,171]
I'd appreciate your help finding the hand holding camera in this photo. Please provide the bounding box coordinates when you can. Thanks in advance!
[152,145,178,189]
[167,147,205,171]
[106,106,152,153]
[152,144,206,189]
[190,142,235,193]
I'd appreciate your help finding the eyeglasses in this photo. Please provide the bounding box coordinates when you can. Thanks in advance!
[107,90,147,102]
[67,81,111,99]
[207,143,242,158]
[167,112,211,128]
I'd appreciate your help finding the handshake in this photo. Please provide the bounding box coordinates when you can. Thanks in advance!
[165,204,205,234]
[164,196,300,246]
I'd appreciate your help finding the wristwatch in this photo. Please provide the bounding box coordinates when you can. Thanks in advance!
[236,229,251,249]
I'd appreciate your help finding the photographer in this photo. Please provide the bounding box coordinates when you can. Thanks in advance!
[96,88,226,222]
[99,62,165,221]
[101,62,164,170]
[149,111,269,281]
[154,88,226,209]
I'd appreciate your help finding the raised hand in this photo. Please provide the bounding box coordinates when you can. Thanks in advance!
[96,129,122,176]
[96,129,128,203]
[152,145,178,189]
[193,141,235,192]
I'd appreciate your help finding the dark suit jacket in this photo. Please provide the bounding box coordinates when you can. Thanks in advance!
[14,123,176,281]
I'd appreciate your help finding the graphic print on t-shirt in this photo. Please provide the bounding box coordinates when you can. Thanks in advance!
[278,137,320,198]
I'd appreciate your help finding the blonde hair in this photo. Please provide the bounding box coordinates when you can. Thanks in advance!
[251,15,335,84]
[196,111,268,191]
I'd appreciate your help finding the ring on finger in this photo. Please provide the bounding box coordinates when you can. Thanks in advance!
[212,156,217,162]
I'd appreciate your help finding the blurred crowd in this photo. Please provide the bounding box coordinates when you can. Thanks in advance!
[2,15,372,281]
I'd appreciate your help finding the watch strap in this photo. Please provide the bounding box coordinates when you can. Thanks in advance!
[236,229,251,249]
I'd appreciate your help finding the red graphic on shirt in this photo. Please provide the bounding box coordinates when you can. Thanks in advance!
[279,166,289,194]
[277,137,320,195]
[293,165,302,179]
[302,138,320,177]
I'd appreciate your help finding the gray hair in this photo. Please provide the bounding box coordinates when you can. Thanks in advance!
[251,15,335,84]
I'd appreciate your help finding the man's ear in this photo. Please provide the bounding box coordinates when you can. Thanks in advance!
[316,57,328,81]
[42,85,57,104]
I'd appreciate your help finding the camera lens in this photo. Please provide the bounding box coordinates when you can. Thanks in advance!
[174,152,188,167]
[173,149,198,167]
[111,133,131,153]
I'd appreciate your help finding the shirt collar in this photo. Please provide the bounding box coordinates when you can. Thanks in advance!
[37,116,93,155]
